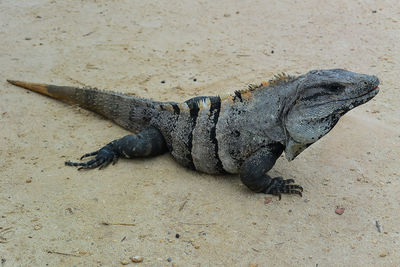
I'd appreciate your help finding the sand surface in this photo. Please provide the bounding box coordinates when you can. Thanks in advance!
[1,0,399,266]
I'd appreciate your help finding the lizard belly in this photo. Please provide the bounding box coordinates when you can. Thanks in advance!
[215,141,241,174]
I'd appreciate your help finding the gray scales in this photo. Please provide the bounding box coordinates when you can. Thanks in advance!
[7,69,379,199]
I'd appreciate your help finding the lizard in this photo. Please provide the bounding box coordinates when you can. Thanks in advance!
[7,69,379,199]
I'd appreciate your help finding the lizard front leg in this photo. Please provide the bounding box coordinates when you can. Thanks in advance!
[65,126,168,170]
[240,144,303,199]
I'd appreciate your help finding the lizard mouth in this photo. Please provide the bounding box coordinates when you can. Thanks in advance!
[355,85,379,101]
[334,85,379,104]
[331,85,379,112]
[366,85,379,94]
[306,86,379,108]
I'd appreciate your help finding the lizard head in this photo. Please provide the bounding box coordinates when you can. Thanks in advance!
[284,69,379,161]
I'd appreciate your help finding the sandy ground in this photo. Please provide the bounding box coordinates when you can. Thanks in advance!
[1,0,399,266]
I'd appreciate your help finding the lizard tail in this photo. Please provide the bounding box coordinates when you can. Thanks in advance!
[7,79,159,132]
[7,80,77,101]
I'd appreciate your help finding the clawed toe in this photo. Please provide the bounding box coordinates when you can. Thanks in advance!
[65,145,117,170]
[285,184,303,192]
[80,150,99,160]
[284,179,295,184]
[263,177,303,199]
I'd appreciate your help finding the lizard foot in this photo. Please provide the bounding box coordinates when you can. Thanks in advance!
[65,144,118,170]
[263,177,303,200]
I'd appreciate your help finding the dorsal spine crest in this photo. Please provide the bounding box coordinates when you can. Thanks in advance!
[228,73,296,103]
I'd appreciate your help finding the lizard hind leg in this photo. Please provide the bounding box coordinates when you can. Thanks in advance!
[65,126,168,170]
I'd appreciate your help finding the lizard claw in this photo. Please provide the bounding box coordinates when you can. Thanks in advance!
[263,177,303,200]
[80,150,99,160]
[65,145,118,170]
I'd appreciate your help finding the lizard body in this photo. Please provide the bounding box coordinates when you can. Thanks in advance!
[7,69,379,198]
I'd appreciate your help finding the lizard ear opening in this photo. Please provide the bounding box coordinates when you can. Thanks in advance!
[284,138,309,161]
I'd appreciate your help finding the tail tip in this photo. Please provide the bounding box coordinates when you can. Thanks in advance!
[7,79,18,85]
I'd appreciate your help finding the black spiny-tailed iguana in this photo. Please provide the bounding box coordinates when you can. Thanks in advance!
[7,69,379,198]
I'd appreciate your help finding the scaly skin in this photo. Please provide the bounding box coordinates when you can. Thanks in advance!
[7,69,379,199]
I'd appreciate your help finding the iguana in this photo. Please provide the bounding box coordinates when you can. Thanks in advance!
[7,69,379,198]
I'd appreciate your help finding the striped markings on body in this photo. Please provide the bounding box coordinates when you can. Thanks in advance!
[157,96,226,173]
[155,86,263,173]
